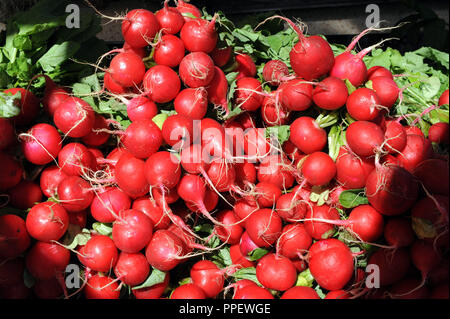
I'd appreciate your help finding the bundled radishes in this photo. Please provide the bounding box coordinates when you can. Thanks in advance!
[0,0,448,300]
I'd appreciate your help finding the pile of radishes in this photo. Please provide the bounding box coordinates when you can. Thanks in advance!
[0,0,449,300]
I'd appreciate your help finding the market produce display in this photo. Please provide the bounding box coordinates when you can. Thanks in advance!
[0,0,449,300]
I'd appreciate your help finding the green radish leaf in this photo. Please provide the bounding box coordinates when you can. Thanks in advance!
[420,76,441,100]
[152,113,169,130]
[309,186,330,206]
[230,267,261,286]
[23,268,36,288]
[296,269,314,287]
[37,41,80,72]
[365,80,373,90]
[132,268,167,290]
[181,12,198,20]
[248,248,269,261]
[266,125,290,145]
[178,277,192,286]
[314,285,326,299]
[344,79,357,95]
[64,228,91,250]
[92,222,113,237]
[0,90,21,117]
[339,188,369,208]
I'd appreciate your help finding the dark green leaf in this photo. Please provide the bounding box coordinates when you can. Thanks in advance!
[132,268,167,290]
[247,248,269,261]
[339,188,369,208]
[37,41,80,72]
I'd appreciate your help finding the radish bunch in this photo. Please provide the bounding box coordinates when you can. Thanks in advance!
[0,1,448,300]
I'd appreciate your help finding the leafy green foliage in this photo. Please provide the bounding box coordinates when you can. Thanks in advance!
[132,268,167,290]
[339,189,369,208]
[0,90,21,117]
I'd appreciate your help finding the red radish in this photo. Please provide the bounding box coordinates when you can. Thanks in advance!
[411,196,448,247]
[365,165,419,216]
[0,214,30,259]
[413,159,449,195]
[269,16,334,80]
[33,277,64,299]
[0,152,23,192]
[233,285,274,299]
[346,121,385,157]
[367,66,393,80]
[0,119,15,151]
[179,52,215,88]
[143,65,181,103]
[430,284,449,299]
[301,152,336,186]
[0,257,25,286]
[308,238,354,290]
[230,243,254,269]
[69,209,87,229]
[206,66,229,115]
[26,241,70,280]
[214,210,244,244]
[26,202,68,242]
[243,127,271,160]
[7,180,43,210]
[344,204,384,242]
[40,75,69,116]
[389,278,429,299]
[304,205,340,240]
[428,122,449,144]
[384,218,415,248]
[253,182,282,208]
[346,88,381,121]
[161,114,193,150]
[205,160,237,193]
[121,9,160,48]
[256,253,297,291]
[325,290,351,299]
[279,78,313,112]
[234,77,264,111]
[90,187,131,223]
[210,46,232,67]
[429,258,449,287]
[104,72,128,94]
[0,282,31,299]
[336,146,375,188]
[155,1,184,34]
[180,16,218,53]
[180,143,210,175]
[81,114,110,147]
[276,193,309,222]
[246,208,282,247]
[3,88,40,126]
[234,161,257,188]
[115,152,149,198]
[257,155,294,189]
[235,53,256,79]
[145,151,181,189]
[191,260,225,298]
[121,119,163,159]
[20,123,61,165]
[152,185,180,205]
[312,76,348,111]
[277,223,312,259]
[396,134,432,172]
[175,88,208,119]
[330,51,369,87]
[383,119,407,154]
[123,42,146,58]
[261,94,291,126]
[145,229,186,271]
[410,240,442,284]
[176,0,202,21]
[370,76,399,108]
[112,209,154,253]
[438,89,449,105]
[281,286,320,299]
[40,166,69,198]
[171,283,206,299]
[154,34,185,68]
[132,197,170,230]
[84,274,120,299]
[57,176,94,212]
[53,96,95,138]
[58,142,96,176]
[368,248,411,286]
[126,96,158,122]
[133,272,170,299]
[78,235,118,272]
[289,117,327,154]
[263,60,289,86]
[108,52,145,88]
[239,230,261,257]
[114,252,150,286]
[233,198,259,223]
[404,125,424,137]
